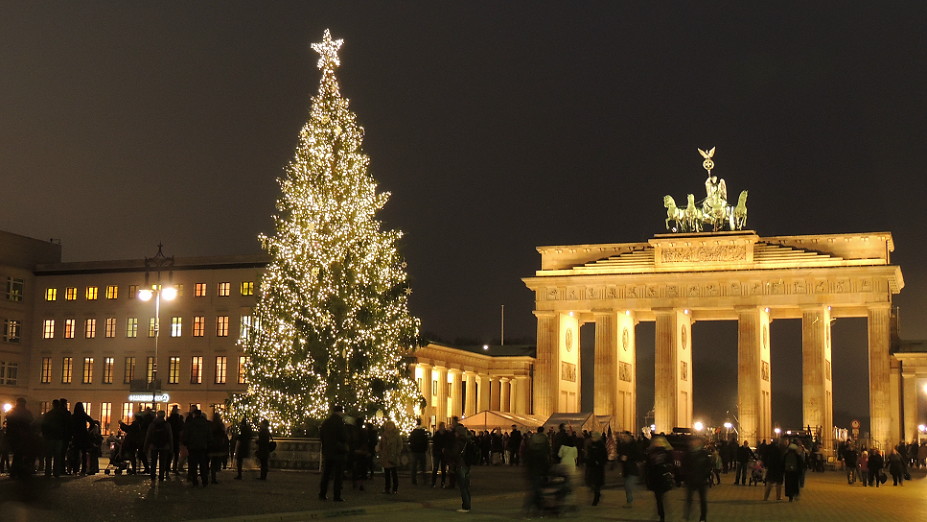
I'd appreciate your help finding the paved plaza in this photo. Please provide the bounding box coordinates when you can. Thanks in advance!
[1,464,925,521]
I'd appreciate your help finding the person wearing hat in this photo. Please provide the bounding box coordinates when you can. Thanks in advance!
[586,431,607,506]
[783,442,804,501]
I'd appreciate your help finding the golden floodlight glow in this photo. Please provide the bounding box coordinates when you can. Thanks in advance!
[137,288,153,301]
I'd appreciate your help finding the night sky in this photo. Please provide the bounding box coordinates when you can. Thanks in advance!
[2,3,925,432]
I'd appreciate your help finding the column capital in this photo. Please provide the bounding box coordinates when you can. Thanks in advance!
[799,304,831,313]
[533,310,558,318]
[867,302,893,311]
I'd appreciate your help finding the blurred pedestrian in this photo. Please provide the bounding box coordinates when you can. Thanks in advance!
[255,419,272,480]
[644,435,674,522]
[234,418,253,480]
[408,418,428,485]
[318,405,347,501]
[585,431,607,506]
[144,409,173,482]
[377,420,402,494]
[208,412,229,484]
[682,436,711,522]
[783,443,804,501]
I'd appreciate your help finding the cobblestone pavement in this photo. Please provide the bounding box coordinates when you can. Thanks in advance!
[1,464,925,521]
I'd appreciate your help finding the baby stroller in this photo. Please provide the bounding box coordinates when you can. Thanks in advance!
[539,464,577,516]
[104,435,131,475]
[748,459,765,486]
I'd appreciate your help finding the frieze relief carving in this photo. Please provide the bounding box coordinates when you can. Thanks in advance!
[660,245,747,263]
[793,280,807,294]
[619,361,632,382]
[728,281,741,296]
[561,361,577,383]
[667,285,679,298]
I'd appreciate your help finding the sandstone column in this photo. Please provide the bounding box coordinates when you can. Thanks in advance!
[654,308,693,433]
[464,371,477,417]
[902,368,918,442]
[449,369,462,419]
[593,311,618,421]
[616,311,637,432]
[533,311,559,418]
[802,306,833,451]
[499,377,511,413]
[435,366,448,425]
[478,373,491,412]
[514,375,530,416]
[869,304,895,445]
[418,362,432,423]
[737,306,771,444]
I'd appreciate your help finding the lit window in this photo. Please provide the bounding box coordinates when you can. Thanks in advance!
[45,288,58,301]
[146,356,155,383]
[169,356,180,384]
[193,316,205,337]
[216,316,229,337]
[85,286,99,300]
[41,401,51,414]
[41,357,52,383]
[126,317,138,338]
[217,282,230,297]
[62,357,73,384]
[122,403,134,422]
[65,287,78,301]
[128,285,138,299]
[43,319,55,339]
[64,319,76,339]
[5,278,24,302]
[103,357,114,384]
[191,356,203,384]
[0,361,18,385]
[82,357,94,384]
[2,319,22,343]
[148,318,156,338]
[215,356,227,384]
[84,318,97,339]
[195,283,207,297]
[100,403,112,434]
[170,316,182,337]
[105,317,116,338]
[240,314,253,340]
[124,357,136,384]
[238,356,249,384]
[105,285,118,299]
[240,281,254,296]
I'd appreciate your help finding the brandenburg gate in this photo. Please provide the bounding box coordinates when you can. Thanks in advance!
[522,150,904,448]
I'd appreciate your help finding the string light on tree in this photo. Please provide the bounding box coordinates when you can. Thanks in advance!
[227,29,422,434]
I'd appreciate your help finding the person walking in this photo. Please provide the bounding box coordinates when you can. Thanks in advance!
[844,443,859,484]
[762,439,785,501]
[451,417,473,513]
[184,408,211,487]
[318,405,347,501]
[408,418,428,485]
[859,450,870,486]
[144,410,173,482]
[255,419,272,480]
[168,405,185,474]
[618,431,642,508]
[734,440,753,485]
[783,443,804,501]
[431,422,448,488]
[377,420,402,494]
[208,412,229,484]
[524,427,551,516]
[585,431,607,506]
[507,425,522,466]
[682,436,711,522]
[644,435,674,522]
[868,448,884,487]
[6,397,35,479]
[234,418,253,480]
[888,448,906,486]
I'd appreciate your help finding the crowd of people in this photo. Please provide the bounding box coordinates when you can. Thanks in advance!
[0,396,274,486]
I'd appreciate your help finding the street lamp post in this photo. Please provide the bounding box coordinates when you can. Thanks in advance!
[136,244,175,408]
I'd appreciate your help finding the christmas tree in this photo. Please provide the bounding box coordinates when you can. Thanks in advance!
[228,30,422,434]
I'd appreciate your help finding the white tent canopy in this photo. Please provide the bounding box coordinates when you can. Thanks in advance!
[459,410,545,431]
[542,412,612,434]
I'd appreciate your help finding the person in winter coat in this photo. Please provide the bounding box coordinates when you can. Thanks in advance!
[234,418,253,480]
[318,405,347,501]
[168,405,185,474]
[762,439,785,501]
[255,419,272,480]
[585,431,607,506]
[618,431,642,506]
[783,443,804,501]
[682,436,711,522]
[408,418,429,485]
[868,448,884,487]
[859,450,870,486]
[183,408,211,487]
[208,412,229,484]
[144,410,173,482]
[645,436,674,522]
[377,420,403,494]
[524,426,551,515]
[888,448,906,486]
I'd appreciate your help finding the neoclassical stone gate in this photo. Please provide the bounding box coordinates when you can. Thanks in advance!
[523,230,904,449]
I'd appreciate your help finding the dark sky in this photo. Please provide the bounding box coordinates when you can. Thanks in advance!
[2,3,925,429]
